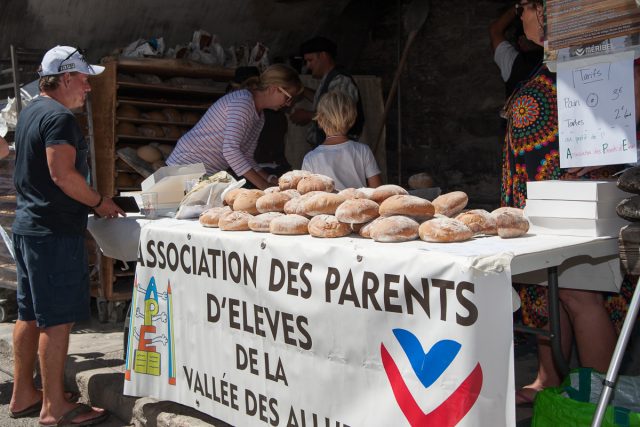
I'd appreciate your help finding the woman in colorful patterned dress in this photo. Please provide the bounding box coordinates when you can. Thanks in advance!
[502,0,622,405]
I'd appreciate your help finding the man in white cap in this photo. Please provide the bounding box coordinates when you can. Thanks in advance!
[10,46,122,426]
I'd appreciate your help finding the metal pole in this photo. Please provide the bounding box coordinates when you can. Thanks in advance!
[547,266,569,377]
[10,45,22,115]
[592,275,640,427]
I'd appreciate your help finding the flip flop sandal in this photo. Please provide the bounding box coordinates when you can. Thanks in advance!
[9,399,42,418]
[10,390,81,419]
[39,403,109,427]
[515,388,536,407]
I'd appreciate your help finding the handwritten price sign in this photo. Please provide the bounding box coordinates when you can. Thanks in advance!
[557,50,637,168]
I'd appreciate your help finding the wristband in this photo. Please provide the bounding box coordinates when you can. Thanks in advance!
[90,195,104,209]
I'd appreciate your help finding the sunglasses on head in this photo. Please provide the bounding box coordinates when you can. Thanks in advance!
[277,86,293,103]
[57,48,94,73]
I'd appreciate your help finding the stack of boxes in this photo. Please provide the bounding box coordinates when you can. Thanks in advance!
[525,180,633,237]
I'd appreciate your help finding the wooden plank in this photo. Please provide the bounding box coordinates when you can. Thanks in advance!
[118,98,211,110]
[116,116,195,127]
[117,147,154,178]
[111,56,235,79]
[117,134,179,143]
[117,81,225,96]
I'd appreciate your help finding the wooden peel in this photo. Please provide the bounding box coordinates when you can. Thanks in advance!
[372,0,430,169]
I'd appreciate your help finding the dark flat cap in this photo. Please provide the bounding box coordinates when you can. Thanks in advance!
[300,36,337,58]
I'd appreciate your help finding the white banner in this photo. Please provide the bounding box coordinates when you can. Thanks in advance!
[124,220,516,427]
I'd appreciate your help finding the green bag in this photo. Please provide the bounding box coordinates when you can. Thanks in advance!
[532,368,640,427]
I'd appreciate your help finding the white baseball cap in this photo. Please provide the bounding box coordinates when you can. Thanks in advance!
[39,45,105,77]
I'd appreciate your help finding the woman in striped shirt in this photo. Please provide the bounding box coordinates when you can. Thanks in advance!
[167,64,302,189]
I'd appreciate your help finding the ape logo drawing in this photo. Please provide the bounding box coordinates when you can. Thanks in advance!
[381,329,483,427]
[125,276,177,385]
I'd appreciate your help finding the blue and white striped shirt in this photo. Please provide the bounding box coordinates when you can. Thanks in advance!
[167,89,265,176]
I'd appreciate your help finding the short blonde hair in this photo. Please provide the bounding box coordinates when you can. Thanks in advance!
[242,64,303,97]
[314,91,356,135]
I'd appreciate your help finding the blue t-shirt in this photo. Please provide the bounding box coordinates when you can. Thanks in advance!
[13,96,89,236]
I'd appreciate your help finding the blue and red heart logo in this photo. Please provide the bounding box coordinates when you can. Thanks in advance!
[381,329,483,427]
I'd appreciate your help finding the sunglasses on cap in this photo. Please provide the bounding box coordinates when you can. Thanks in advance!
[57,48,95,74]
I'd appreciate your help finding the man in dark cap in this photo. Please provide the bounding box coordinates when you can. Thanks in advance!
[290,36,364,148]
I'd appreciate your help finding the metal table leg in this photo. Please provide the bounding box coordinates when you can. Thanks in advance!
[547,266,569,378]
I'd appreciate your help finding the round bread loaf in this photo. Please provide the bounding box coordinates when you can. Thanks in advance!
[301,193,346,216]
[151,160,166,170]
[137,145,163,163]
[162,107,182,122]
[335,199,380,224]
[224,188,247,206]
[617,167,640,194]
[181,111,201,124]
[358,217,385,238]
[308,215,351,238]
[491,206,524,218]
[269,214,310,235]
[199,206,233,228]
[432,191,468,217]
[281,189,301,199]
[283,191,323,215]
[264,186,281,194]
[117,105,141,119]
[496,211,530,238]
[232,189,265,215]
[408,172,434,189]
[370,184,408,203]
[358,187,376,199]
[248,212,284,232]
[338,188,368,200]
[219,211,253,231]
[162,125,182,139]
[256,192,293,213]
[379,195,435,221]
[279,170,312,190]
[455,209,497,235]
[369,215,419,243]
[418,217,473,243]
[137,124,164,138]
[297,174,335,194]
[142,110,166,121]
[116,122,137,136]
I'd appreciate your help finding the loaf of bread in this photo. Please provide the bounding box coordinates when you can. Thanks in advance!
[264,186,281,193]
[617,167,640,194]
[358,217,384,238]
[379,195,435,221]
[297,174,335,194]
[219,211,253,231]
[248,212,284,232]
[232,189,265,215]
[269,214,310,235]
[162,107,182,122]
[283,191,323,215]
[279,170,312,190]
[369,216,419,243]
[432,191,468,217]
[408,172,434,189]
[335,199,380,224]
[136,145,163,163]
[116,104,141,119]
[281,189,301,199]
[370,184,408,203]
[491,206,525,218]
[455,209,497,235]
[199,206,233,228]
[224,188,246,206]
[308,215,352,238]
[116,122,137,136]
[142,110,166,121]
[301,193,346,216]
[418,217,473,243]
[181,111,201,124]
[338,188,368,200]
[137,124,164,138]
[256,192,293,213]
[496,211,530,238]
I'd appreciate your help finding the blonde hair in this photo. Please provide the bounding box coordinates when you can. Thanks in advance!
[314,91,356,136]
[242,64,303,96]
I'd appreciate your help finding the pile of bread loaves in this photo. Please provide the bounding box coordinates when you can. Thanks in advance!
[199,170,530,242]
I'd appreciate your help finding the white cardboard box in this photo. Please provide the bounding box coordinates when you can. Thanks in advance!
[524,199,619,219]
[526,180,633,201]
[528,216,629,237]
[140,163,206,215]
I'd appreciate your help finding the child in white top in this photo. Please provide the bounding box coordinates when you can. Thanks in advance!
[301,91,382,190]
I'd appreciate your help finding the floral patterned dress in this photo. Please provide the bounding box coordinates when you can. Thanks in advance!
[501,65,634,332]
